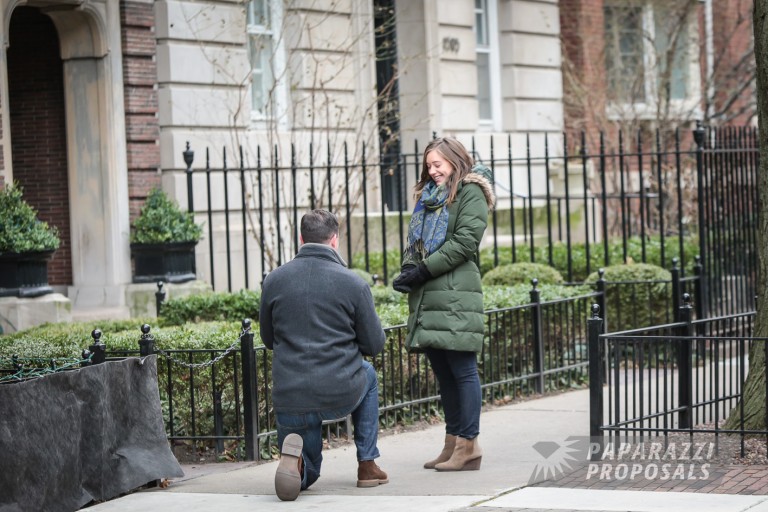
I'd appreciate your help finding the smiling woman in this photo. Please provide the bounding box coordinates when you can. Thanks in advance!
[425,150,455,186]
[394,136,496,473]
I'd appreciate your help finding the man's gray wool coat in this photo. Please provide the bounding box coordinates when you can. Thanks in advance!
[259,243,385,414]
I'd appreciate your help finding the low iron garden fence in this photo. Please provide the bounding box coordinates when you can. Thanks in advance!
[2,267,711,462]
[588,298,764,456]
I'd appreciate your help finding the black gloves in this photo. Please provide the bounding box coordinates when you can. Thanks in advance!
[393,263,432,293]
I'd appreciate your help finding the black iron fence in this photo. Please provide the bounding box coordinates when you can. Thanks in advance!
[1,262,705,462]
[588,300,765,455]
[178,124,756,317]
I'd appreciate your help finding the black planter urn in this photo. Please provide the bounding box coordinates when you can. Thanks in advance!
[0,250,55,298]
[131,242,197,284]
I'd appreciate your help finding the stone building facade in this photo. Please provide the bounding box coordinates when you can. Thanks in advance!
[0,0,753,315]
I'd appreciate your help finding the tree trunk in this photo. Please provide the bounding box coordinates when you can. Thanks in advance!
[726,0,768,431]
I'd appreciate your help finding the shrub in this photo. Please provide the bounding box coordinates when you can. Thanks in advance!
[371,285,406,306]
[0,318,152,359]
[479,246,527,275]
[131,188,202,244]
[481,262,563,286]
[159,289,261,326]
[479,235,699,282]
[0,184,60,253]
[350,248,404,282]
[482,283,593,310]
[585,263,673,332]
[350,267,375,286]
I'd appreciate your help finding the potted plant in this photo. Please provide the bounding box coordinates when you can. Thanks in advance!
[0,184,60,297]
[130,188,202,284]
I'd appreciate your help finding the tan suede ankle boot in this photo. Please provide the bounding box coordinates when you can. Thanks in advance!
[434,436,482,471]
[423,434,457,469]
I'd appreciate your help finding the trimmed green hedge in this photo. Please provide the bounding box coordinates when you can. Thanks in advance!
[482,262,564,286]
[585,263,673,331]
[159,289,261,326]
[350,249,402,282]
[352,235,698,283]
[0,319,245,360]
[480,234,698,281]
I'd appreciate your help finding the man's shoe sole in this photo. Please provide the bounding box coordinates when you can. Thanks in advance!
[357,477,389,488]
[275,433,303,501]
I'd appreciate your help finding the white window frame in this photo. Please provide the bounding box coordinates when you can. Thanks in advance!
[604,0,701,120]
[247,0,288,127]
[475,0,502,131]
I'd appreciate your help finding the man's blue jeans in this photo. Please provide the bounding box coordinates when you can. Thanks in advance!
[276,360,381,490]
[425,348,481,439]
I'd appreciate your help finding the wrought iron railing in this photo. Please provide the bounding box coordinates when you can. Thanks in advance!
[176,125,757,318]
[588,301,764,456]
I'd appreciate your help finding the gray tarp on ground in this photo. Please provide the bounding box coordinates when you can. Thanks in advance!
[0,356,184,512]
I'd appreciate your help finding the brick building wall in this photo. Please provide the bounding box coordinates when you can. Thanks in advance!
[711,0,753,125]
[560,0,755,137]
[121,0,160,221]
[7,6,71,285]
[559,0,606,139]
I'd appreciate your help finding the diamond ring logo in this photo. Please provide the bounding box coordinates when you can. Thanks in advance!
[529,437,583,484]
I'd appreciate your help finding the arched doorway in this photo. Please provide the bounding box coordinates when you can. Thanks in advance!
[7,6,72,287]
[1,0,132,310]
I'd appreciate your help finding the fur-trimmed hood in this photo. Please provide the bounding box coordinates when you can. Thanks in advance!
[463,164,496,210]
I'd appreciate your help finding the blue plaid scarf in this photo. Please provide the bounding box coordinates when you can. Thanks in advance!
[402,182,450,266]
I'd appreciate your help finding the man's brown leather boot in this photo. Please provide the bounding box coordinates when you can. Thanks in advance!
[357,460,389,487]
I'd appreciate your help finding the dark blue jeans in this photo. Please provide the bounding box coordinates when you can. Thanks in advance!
[276,360,381,490]
[425,348,481,439]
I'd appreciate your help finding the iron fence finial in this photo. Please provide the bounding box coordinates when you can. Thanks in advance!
[693,121,705,148]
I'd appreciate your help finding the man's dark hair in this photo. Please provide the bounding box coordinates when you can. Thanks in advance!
[300,209,339,243]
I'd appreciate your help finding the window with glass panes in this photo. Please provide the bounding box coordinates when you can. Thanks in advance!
[475,0,492,121]
[603,0,691,105]
[247,0,274,117]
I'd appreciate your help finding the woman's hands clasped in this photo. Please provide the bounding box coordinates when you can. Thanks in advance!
[392,263,432,293]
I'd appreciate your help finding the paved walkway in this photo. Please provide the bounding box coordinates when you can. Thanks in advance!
[85,389,768,512]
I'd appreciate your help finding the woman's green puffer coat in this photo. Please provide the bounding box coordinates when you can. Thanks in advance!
[405,166,496,353]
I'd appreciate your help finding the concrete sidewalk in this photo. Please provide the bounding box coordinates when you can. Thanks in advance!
[85,389,768,512]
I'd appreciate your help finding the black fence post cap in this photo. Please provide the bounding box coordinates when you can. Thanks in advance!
[693,121,705,147]
[183,141,194,169]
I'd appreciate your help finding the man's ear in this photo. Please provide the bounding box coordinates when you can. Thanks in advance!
[299,234,305,245]
[330,232,339,249]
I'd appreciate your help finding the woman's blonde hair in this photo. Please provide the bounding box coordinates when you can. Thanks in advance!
[413,137,474,205]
